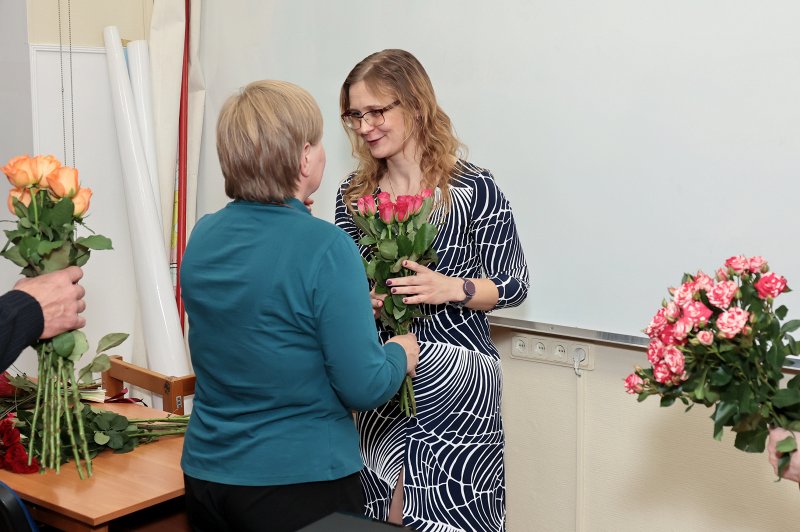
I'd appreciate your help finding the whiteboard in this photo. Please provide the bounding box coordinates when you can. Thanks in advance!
[197,1,800,339]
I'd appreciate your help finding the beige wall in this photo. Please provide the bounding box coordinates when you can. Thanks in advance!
[493,325,800,531]
[26,0,149,46]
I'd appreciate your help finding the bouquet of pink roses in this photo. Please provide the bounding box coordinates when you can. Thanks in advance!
[625,255,800,476]
[352,189,438,416]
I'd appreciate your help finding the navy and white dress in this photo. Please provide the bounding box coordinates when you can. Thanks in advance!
[335,160,529,532]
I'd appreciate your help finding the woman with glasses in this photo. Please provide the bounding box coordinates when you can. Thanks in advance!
[335,49,530,531]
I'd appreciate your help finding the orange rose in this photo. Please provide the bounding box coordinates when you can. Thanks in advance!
[7,188,32,215]
[2,155,37,188]
[47,166,80,199]
[30,155,62,189]
[72,187,92,217]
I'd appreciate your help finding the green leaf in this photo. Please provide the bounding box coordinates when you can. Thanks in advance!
[41,242,72,273]
[94,432,111,445]
[397,234,413,258]
[97,333,129,354]
[41,197,74,227]
[107,432,126,449]
[359,235,377,246]
[78,353,112,383]
[68,330,90,362]
[776,435,798,454]
[781,320,800,336]
[52,331,76,357]
[773,388,800,408]
[1,246,28,267]
[712,401,738,440]
[412,224,437,257]
[733,428,768,453]
[75,234,113,251]
[378,239,398,261]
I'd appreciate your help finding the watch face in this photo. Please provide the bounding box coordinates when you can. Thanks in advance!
[464,279,476,297]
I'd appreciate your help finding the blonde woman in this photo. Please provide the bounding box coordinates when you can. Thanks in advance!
[180,80,419,531]
[336,50,530,531]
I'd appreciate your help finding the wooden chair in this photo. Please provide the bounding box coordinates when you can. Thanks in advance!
[101,355,196,415]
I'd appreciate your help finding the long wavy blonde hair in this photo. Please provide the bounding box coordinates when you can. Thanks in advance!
[340,49,465,211]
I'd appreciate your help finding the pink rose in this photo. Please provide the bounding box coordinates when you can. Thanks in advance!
[653,362,672,384]
[420,188,433,199]
[748,256,768,273]
[725,255,749,274]
[663,345,685,374]
[693,271,714,292]
[716,307,750,339]
[682,301,713,327]
[376,191,392,205]
[672,282,697,306]
[411,194,424,214]
[658,324,679,346]
[754,272,788,300]
[378,201,395,224]
[647,338,665,365]
[715,268,729,281]
[664,302,681,322]
[624,373,644,394]
[394,196,413,222]
[696,330,714,345]
[357,195,376,217]
[645,308,667,338]
[672,317,693,342]
[706,280,738,310]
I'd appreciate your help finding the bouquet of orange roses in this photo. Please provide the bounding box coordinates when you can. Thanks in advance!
[625,256,800,477]
[2,155,124,478]
[352,189,438,416]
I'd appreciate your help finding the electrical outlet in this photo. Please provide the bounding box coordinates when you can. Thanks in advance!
[508,334,594,371]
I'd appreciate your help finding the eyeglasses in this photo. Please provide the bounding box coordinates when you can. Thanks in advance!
[341,100,401,130]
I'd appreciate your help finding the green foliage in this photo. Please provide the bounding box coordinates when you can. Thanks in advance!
[628,258,799,475]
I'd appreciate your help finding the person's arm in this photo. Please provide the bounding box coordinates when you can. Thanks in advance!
[313,231,412,411]
[0,290,44,371]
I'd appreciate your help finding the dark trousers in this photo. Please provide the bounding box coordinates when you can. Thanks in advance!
[184,472,364,532]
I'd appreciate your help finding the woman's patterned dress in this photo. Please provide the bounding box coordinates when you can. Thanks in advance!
[335,160,529,532]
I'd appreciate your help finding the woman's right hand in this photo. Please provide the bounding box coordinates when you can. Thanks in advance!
[387,333,420,377]
[370,288,387,320]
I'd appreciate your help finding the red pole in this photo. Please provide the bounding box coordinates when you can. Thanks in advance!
[175,0,190,331]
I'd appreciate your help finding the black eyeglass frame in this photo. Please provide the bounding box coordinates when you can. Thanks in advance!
[341,100,401,129]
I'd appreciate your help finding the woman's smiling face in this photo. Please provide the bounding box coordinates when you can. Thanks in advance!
[347,81,415,162]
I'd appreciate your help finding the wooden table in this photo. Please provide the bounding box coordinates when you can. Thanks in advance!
[0,403,188,531]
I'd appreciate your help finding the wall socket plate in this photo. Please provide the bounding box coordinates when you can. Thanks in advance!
[510,334,594,370]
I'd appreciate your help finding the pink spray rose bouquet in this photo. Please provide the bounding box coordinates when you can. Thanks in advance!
[625,256,800,477]
[351,189,438,416]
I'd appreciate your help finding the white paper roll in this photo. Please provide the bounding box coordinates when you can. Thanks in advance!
[102,26,190,376]
[126,40,162,230]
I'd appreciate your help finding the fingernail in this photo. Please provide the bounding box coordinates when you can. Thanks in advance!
[386,280,392,286]
[403,261,408,266]
[391,288,397,294]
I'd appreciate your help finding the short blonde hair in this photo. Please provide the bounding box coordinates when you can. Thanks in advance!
[217,80,323,202]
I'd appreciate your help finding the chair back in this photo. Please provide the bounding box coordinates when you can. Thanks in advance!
[101,355,196,415]
[0,480,38,532]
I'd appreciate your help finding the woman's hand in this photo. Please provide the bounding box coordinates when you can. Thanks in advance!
[768,427,800,482]
[385,260,461,306]
[370,287,387,320]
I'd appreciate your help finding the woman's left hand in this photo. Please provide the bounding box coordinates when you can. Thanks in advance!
[386,260,461,306]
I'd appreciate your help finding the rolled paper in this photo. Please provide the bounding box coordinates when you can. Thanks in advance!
[126,40,163,229]
[102,26,190,376]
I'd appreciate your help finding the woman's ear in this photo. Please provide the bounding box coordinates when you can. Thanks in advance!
[299,142,312,178]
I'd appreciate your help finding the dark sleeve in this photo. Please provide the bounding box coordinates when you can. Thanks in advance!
[471,171,530,309]
[0,290,44,371]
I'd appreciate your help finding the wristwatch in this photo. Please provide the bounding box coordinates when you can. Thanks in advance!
[454,278,476,308]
